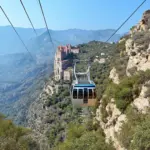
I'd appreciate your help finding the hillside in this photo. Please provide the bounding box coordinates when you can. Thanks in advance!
[26,41,117,149]
[0,113,39,150]
[43,10,150,150]
[94,10,150,150]
[54,10,150,150]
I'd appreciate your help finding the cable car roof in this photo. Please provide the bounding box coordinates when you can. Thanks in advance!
[74,83,95,88]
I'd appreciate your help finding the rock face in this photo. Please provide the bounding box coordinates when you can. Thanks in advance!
[109,68,120,84]
[96,99,126,150]
[94,58,106,64]
[126,10,150,76]
[130,10,150,33]
[126,38,150,75]
[27,79,55,150]
[96,10,150,150]
[132,82,150,113]
[26,77,73,150]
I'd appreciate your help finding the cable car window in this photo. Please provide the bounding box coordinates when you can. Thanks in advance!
[73,89,77,99]
[78,89,83,99]
[84,88,88,103]
[93,89,96,98]
[89,89,93,99]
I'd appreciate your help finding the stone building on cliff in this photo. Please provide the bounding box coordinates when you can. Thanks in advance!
[54,45,79,81]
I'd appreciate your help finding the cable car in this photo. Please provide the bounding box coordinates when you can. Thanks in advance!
[71,60,96,107]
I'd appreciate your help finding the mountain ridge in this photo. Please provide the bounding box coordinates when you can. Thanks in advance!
[0,26,122,55]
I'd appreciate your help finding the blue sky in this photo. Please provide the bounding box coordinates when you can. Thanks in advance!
[0,0,149,33]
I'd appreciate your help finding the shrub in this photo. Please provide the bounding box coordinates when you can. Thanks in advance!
[118,107,150,150]
[117,106,147,149]
[130,51,136,56]
[103,70,150,112]
[130,26,136,31]
[144,86,150,98]
[56,123,115,150]
[0,114,38,150]
[127,66,137,76]
[115,87,133,112]
[117,40,126,52]
[130,116,150,150]
[113,56,129,78]
[132,31,150,50]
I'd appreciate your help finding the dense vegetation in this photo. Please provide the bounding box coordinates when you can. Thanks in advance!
[75,41,117,99]
[42,85,81,148]
[117,107,150,150]
[56,120,115,150]
[0,114,38,150]
[132,31,150,51]
[42,83,115,149]
[51,41,118,149]
[102,70,150,112]
[0,63,51,125]
[98,29,150,150]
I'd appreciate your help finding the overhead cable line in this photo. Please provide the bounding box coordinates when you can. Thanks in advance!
[20,0,37,36]
[0,6,35,61]
[0,80,19,84]
[37,0,55,48]
[105,0,147,42]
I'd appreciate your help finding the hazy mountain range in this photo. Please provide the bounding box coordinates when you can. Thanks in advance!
[0,26,122,54]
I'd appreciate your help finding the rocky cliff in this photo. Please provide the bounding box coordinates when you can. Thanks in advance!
[95,10,150,150]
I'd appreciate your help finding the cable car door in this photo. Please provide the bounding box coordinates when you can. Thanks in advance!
[83,88,88,104]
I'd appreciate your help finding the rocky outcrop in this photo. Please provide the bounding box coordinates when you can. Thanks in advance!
[126,10,150,76]
[94,58,106,64]
[132,82,150,113]
[130,10,150,33]
[27,79,55,150]
[126,38,150,75]
[27,77,73,150]
[109,68,120,84]
[96,99,126,150]
[96,10,150,150]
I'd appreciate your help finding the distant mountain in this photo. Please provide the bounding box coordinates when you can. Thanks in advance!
[0,26,122,55]
[0,26,45,54]
[38,28,121,46]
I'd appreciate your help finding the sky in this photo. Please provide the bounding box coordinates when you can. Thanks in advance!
[0,0,149,33]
